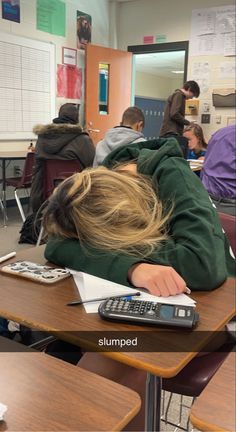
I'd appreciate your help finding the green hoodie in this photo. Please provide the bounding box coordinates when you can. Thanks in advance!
[45,138,235,291]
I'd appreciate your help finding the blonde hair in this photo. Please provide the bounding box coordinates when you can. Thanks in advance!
[43,166,170,257]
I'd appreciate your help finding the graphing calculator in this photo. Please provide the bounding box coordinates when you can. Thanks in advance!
[0,261,71,284]
[98,298,199,329]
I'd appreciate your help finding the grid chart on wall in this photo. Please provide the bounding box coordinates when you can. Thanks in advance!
[0,32,55,140]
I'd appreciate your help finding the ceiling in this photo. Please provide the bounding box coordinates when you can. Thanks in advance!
[134,51,185,78]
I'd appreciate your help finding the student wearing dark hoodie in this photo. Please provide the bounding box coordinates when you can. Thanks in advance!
[160,81,200,158]
[93,106,146,166]
[30,103,95,213]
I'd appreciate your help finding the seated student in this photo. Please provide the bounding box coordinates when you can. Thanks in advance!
[201,124,236,216]
[183,123,207,160]
[93,106,145,167]
[30,103,95,214]
[43,137,235,431]
[44,137,235,293]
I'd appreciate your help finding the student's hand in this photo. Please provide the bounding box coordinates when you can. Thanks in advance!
[128,263,187,297]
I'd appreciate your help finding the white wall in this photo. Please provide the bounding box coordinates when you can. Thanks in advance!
[0,0,110,151]
[116,0,236,139]
[135,71,182,99]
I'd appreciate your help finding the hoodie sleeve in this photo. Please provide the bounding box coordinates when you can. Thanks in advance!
[136,147,233,290]
[45,237,141,288]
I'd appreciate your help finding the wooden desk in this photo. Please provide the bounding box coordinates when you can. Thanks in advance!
[0,151,27,225]
[190,352,236,432]
[0,246,235,431]
[0,337,140,431]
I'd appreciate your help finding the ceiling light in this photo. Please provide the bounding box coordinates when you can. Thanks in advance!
[171,70,184,74]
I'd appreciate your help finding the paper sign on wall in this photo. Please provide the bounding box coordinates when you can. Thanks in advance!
[62,47,77,66]
[143,35,154,44]
[57,64,82,99]
[37,0,65,37]
[156,34,166,43]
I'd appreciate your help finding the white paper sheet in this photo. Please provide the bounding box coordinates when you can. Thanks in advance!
[68,270,196,313]
[190,5,236,56]
[0,402,7,420]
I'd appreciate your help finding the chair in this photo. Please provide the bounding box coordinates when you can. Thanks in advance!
[218,212,236,256]
[43,158,82,201]
[5,152,35,222]
[161,343,234,431]
[36,158,82,246]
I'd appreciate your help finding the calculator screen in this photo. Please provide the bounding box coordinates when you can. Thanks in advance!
[159,305,175,319]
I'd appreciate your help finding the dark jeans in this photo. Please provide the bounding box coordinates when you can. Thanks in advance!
[209,195,236,216]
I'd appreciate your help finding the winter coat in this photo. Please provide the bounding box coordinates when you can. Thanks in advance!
[30,123,95,213]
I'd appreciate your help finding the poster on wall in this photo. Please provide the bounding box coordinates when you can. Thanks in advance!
[57,64,82,99]
[2,0,20,23]
[190,5,236,56]
[77,10,92,50]
[37,0,65,37]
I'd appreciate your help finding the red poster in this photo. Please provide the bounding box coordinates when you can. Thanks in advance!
[57,64,82,99]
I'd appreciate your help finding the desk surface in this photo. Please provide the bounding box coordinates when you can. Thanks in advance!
[190,352,236,432]
[0,337,140,431]
[0,246,235,378]
[0,151,27,160]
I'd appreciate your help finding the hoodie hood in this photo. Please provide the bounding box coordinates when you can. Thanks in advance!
[93,126,145,166]
[102,136,183,171]
[33,123,84,155]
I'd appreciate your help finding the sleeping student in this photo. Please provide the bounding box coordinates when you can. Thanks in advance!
[43,137,235,431]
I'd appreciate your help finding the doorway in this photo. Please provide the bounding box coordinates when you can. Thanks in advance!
[128,41,189,138]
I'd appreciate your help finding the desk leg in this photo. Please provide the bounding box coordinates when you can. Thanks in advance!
[1,159,7,226]
[145,373,162,431]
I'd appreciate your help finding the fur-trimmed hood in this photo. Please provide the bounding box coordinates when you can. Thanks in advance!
[33,123,83,136]
[33,123,87,156]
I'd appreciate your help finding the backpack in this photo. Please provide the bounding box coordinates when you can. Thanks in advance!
[18,213,43,244]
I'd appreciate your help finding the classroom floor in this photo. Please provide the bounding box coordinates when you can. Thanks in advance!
[0,205,200,432]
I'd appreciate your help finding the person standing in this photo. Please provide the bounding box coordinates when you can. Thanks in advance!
[160,81,200,157]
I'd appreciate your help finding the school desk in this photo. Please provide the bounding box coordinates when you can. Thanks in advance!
[0,336,141,431]
[0,246,235,431]
[190,351,235,432]
[0,150,27,225]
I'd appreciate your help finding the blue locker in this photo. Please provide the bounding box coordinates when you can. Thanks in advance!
[135,97,166,139]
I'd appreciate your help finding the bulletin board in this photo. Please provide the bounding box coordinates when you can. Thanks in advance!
[0,31,55,140]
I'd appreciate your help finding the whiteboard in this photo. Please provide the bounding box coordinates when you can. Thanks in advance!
[0,31,55,140]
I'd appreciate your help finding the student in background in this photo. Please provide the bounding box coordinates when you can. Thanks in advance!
[93,106,145,166]
[183,123,207,160]
[201,124,236,216]
[44,138,235,431]
[30,103,95,214]
[160,81,200,158]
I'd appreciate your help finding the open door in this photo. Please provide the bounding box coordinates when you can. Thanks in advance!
[85,44,132,144]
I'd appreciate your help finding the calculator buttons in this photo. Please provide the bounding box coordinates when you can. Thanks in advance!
[98,298,198,329]
[178,309,186,317]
